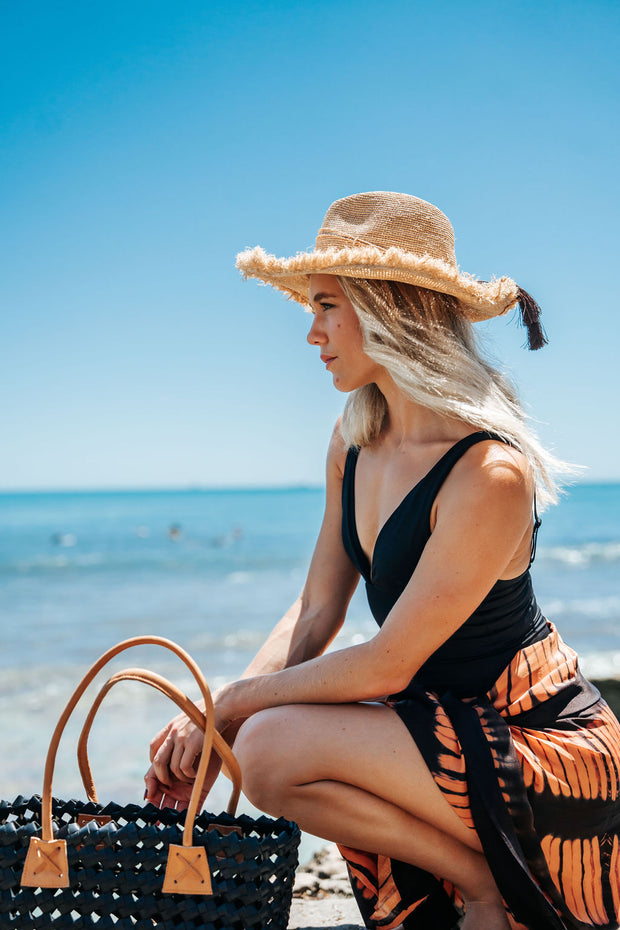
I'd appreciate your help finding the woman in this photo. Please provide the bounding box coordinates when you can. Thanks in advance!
[145,192,620,930]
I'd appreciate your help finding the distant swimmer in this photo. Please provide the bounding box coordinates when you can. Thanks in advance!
[50,533,77,548]
[167,524,182,540]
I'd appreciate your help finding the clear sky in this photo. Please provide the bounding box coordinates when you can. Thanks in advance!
[2,0,618,490]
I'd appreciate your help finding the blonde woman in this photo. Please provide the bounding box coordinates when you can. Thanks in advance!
[145,193,620,930]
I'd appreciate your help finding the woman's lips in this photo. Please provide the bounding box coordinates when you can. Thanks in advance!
[321,355,337,368]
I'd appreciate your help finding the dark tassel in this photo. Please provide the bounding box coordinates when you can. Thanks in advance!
[516,286,548,350]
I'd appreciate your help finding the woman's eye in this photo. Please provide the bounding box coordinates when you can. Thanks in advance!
[320,302,334,312]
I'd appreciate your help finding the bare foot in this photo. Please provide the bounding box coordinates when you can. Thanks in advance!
[461,900,511,930]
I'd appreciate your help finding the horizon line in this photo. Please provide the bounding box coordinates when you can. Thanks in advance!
[1,478,620,496]
[0,483,326,496]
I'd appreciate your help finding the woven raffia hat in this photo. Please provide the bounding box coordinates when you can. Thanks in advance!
[236,191,546,349]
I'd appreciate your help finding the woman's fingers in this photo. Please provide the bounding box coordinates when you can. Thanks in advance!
[169,736,195,783]
[149,717,204,787]
[171,726,204,778]
[149,722,172,763]
[151,732,182,785]
[149,711,190,763]
[182,728,206,776]
[144,761,194,809]
[145,710,221,807]
[144,764,163,804]
[180,744,200,780]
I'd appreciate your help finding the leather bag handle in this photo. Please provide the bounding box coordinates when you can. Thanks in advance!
[21,635,236,894]
[76,666,242,815]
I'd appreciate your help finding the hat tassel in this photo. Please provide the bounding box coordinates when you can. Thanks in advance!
[516,287,548,350]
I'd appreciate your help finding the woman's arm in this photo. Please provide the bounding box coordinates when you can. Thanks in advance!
[145,420,360,802]
[212,443,535,725]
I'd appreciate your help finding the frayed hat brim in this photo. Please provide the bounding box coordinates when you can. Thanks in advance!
[236,244,520,321]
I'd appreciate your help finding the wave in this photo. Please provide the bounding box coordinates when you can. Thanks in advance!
[1,548,307,578]
[579,651,620,680]
[538,541,620,567]
[10,552,108,571]
[543,595,620,620]
[7,538,620,577]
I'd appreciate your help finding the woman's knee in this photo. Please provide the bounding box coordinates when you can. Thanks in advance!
[233,707,297,811]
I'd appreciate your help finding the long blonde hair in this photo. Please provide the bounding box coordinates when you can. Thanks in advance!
[338,276,575,508]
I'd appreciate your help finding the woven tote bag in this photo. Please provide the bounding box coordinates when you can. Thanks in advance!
[0,635,301,929]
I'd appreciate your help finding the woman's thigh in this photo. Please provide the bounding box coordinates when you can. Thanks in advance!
[233,702,481,853]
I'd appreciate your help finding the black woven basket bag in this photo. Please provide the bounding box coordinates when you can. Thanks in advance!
[0,636,301,929]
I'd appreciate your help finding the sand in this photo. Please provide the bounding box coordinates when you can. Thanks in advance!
[288,896,364,929]
[288,844,363,930]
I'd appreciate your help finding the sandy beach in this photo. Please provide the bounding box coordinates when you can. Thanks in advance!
[289,897,363,930]
[289,845,363,930]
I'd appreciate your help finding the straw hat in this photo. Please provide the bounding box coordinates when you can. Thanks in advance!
[236,191,546,349]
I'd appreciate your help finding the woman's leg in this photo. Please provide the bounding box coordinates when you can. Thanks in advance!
[233,702,510,930]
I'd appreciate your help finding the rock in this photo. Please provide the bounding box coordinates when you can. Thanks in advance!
[294,844,351,899]
[593,678,620,720]
[293,871,321,896]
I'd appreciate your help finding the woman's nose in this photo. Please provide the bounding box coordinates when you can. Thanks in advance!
[307,315,326,345]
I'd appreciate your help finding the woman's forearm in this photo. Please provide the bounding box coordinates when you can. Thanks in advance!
[217,636,406,727]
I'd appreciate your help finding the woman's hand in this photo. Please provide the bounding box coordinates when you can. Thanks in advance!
[144,688,239,810]
[144,709,213,809]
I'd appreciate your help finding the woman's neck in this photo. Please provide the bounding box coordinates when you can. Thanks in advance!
[374,372,470,449]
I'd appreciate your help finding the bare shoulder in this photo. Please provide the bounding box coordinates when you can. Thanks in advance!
[438,437,534,522]
[326,416,349,481]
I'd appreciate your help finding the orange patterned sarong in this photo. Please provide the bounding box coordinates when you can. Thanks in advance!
[339,625,620,930]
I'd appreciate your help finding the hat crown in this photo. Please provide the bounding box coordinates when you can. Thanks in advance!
[315,191,457,268]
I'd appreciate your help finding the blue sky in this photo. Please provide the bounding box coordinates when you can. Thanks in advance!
[2,0,618,489]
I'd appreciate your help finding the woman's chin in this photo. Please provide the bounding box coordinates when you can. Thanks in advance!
[331,373,373,394]
[332,377,355,393]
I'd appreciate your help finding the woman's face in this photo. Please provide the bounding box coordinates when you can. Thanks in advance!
[307,274,383,393]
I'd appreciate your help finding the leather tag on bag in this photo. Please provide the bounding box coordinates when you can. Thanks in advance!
[77,813,112,828]
[207,822,243,862]
[21,837,70,888]
[76,813,113,850]
[162,844,213,895]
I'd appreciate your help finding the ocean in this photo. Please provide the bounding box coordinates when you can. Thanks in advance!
[1,483,619,858]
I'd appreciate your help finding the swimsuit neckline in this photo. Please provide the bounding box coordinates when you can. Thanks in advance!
[348,432,494,579]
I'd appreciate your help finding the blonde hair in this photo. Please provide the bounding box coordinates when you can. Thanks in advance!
[338,276,575,509]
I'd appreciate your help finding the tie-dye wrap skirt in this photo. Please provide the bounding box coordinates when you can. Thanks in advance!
[338,625,620,930]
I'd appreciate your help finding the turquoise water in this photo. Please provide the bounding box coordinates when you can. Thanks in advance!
[1,483,619,824]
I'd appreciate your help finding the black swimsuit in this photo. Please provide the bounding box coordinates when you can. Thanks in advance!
[336,432,620,930]
[341,431,548,697]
